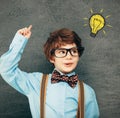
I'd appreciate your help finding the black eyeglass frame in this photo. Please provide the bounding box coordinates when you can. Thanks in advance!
[50,47,84,58]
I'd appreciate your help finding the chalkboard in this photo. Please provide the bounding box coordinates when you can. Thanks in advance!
[0,0,120,118]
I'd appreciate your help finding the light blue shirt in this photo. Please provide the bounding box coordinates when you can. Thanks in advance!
[0,33,99,118]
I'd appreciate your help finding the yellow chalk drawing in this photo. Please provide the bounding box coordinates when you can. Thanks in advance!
[83,9,112,37]
[89,14,105,37]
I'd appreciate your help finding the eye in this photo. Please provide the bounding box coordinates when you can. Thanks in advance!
[58,50,66,54]
[55,49,66,55]
[71,48,78,54]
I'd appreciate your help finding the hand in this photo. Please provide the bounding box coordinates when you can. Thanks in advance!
[17,25,32,39]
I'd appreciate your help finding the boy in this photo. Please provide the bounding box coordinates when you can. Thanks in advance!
[0,25,99,118]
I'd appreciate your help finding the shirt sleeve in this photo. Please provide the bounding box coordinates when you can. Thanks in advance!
[84,83,100,118]
[0,32,42,96]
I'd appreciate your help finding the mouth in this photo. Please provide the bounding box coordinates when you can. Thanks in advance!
[64,63,73,67]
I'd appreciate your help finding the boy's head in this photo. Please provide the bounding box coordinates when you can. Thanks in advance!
[44,28,84,61]
[43,28,84,74]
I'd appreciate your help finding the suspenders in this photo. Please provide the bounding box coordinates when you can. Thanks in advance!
[77,80,84,118]
[40,74,84,118]
[40,74,49,118]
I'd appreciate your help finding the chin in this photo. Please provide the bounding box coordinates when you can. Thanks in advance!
[62,69,74,74]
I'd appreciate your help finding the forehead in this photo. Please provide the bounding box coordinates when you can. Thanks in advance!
[58,43,77,49]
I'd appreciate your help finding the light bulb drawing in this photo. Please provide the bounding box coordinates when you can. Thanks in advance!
[89,14,105,37]
[83,9,112,38]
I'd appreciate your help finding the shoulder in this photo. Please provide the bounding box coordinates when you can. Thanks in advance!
[30,72,51,84]
[28,72,44,82]
[83,83,95,95]
[83,82,100,117]
[83,82,97,102]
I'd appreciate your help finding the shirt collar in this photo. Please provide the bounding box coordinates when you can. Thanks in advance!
[53,68,76,77]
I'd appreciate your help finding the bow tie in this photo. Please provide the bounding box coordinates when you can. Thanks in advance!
[51,70,78,88]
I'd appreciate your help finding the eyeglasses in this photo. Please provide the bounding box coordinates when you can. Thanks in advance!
[51,47,79,58]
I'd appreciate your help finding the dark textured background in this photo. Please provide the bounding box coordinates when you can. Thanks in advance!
[0,0,120,118]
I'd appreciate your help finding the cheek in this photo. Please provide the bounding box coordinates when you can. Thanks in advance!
[76,57,79,63]
[74,58,79,66]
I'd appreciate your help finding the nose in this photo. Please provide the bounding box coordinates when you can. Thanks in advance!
[66,51,72,59]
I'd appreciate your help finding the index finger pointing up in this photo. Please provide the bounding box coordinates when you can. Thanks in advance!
[28,25,32,31]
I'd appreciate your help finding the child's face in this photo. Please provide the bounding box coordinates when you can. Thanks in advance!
[50,43,79,74]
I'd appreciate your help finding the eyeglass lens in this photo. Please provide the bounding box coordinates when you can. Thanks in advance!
[54,47,79,58]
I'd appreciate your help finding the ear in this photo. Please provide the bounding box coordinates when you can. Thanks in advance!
[49,58,55,64]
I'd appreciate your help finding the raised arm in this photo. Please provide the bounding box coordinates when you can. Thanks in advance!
[0,25,41,95]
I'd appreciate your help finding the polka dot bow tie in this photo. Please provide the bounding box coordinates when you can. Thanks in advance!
[51,70,78,88]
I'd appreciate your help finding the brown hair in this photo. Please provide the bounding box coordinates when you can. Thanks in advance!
[43,28,84,60]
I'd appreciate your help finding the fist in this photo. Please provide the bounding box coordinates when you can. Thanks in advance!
[17,25,32,39]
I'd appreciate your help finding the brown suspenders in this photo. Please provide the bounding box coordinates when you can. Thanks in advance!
[77,80,84,118]
[40,74,84,118]
[40,74,49,118]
